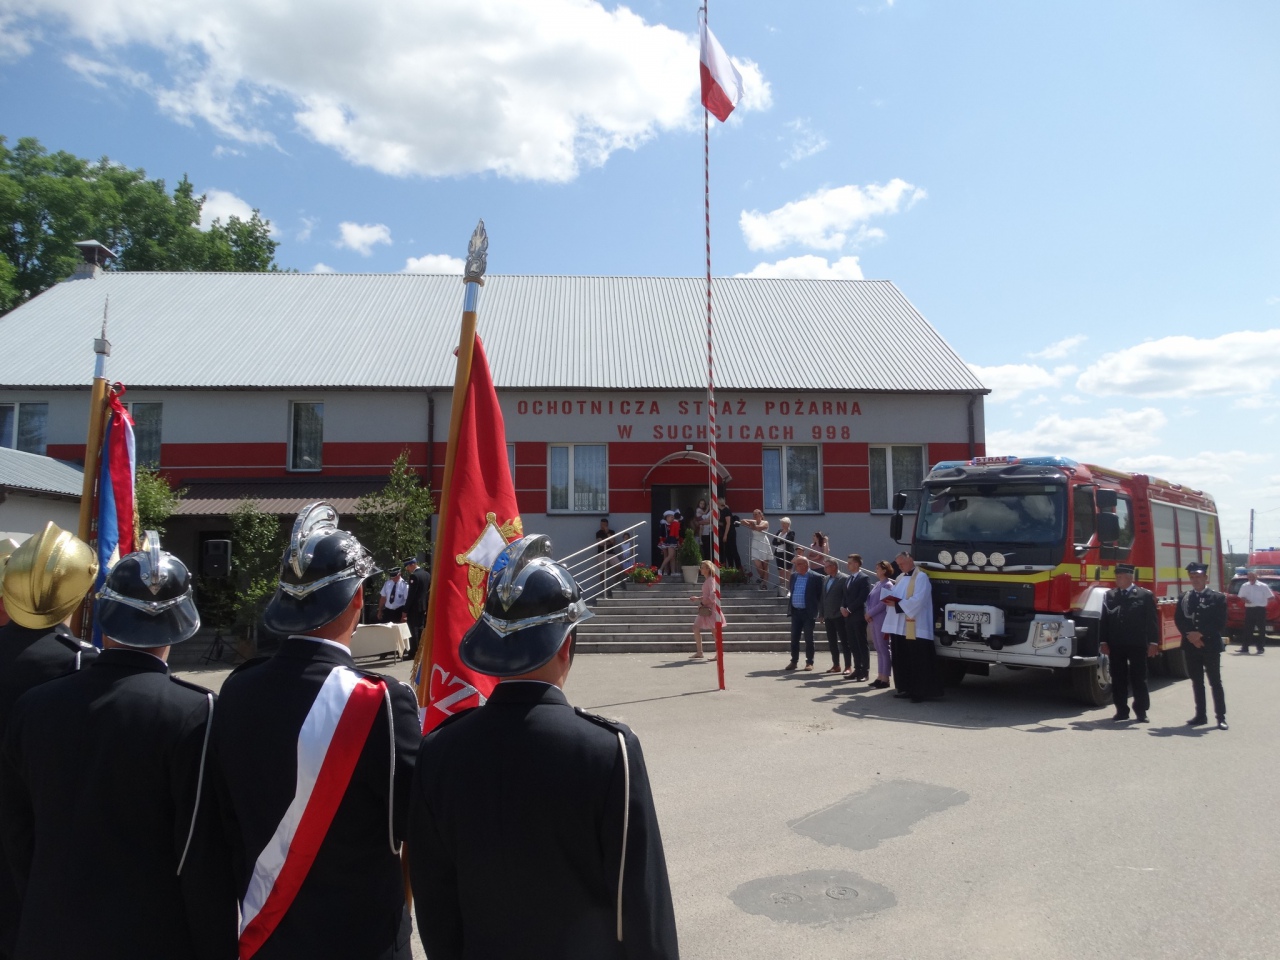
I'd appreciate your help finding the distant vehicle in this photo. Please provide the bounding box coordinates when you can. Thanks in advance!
[1225,573,1280,645]
[890,455,1224,706]
[1246,549,1280,575]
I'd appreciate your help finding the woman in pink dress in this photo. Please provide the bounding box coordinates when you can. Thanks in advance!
[689,560,726,659]
[865,560,893,688]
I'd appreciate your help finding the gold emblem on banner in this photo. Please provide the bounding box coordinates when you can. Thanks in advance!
[456,512,524,617]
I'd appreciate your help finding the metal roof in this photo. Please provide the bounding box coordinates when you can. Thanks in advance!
[172,478,387,517]
[0,447,84,498]
[0,273,987,393]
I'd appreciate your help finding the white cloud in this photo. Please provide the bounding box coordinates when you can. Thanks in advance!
[8,0,769,183]
[311,262,335,273]
[986,407,1167,463]
[780,118,828,166]
[739,179,925,252]
[403,253,464,274]
[967,363,1078,403]
[337,222,391,256]
[1111,450,1269,495]
[1076,329,1280,398]
[1029,334,1087,360]
[296,217,318,242]
[212,144,245,159]
[198,188,257,229]
[735,255,864,281]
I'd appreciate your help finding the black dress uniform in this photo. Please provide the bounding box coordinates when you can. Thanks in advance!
[409,534,679,960]
[1173,571,1228,726]
[0,535,235,960]
[208,503,420,960]
[411,682,679,960]
[1098,572,1160,720]
[404,560,431,657]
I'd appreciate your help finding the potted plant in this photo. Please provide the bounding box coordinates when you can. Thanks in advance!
[678,528,703,584]
[629,565,660,585]
[720,566,747,585]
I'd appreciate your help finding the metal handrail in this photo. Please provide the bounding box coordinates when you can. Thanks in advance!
[744,524,849,571]
[556,521,648,565]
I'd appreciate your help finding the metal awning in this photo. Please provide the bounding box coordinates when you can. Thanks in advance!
[642,451,733,488]
[171,477,389,517]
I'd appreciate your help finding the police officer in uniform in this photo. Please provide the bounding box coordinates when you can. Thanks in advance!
[209,503,420,960]
[0,523,99,959]
[0,533,235,959]
[1098,562,1160,722]
[402,557,430,660]
[409,534,679,960]
[1174,561,1229,729]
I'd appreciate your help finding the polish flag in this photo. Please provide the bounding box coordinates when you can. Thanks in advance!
[699,17,744,123]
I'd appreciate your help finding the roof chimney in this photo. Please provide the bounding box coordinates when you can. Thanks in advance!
[65,240,116,281]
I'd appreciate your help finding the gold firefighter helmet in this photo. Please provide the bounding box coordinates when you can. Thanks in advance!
[1,523,99,630]
[0,538,20,576]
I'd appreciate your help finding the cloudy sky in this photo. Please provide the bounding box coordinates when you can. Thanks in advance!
[3,0,1277,549]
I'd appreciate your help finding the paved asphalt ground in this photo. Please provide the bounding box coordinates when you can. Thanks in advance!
[179,649,1280,960]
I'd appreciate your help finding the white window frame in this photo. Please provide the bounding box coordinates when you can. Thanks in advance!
[546,443,608,514]
[762,444,823,514]
[869,444,926,513]
[126,401,163,467]
[288,400,324,472]
[0,401,49,456]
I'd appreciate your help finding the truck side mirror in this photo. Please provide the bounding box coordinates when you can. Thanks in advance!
[889,514,904,542]
[1097,512,1120,544]
[892,492,908,512]
[1096,489,1118,511]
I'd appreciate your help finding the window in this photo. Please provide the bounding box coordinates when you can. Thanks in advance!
[548,444,607,512]
[507,443,516,482]
[763,445,821,513]
[289,401,324,471]
[870,444,924,512]
[1115,494,1135,552]
[0,402,48,455]
[1072,485,1096,547]
[127,402,163,467]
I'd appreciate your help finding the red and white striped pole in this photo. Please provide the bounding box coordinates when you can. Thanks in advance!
[702,3,725,691]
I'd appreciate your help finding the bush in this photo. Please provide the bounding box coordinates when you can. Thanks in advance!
[719,566,747,584]
[628,565,660,583]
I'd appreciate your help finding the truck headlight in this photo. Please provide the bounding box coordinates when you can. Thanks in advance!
[972,551,988,566]
[990,553,1006,568]
[938,550,953,565]
[954,551,970,566]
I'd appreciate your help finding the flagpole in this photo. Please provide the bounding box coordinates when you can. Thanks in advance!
[73,301,112,639]
[700,4,726,691]
[413,221,488,710]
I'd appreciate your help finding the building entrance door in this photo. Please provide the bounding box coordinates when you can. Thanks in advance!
[650,484,710,566]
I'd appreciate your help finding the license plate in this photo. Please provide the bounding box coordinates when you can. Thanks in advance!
[954,610,991,624]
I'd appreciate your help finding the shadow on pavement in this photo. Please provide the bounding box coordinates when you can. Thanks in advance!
[585,689,720,711]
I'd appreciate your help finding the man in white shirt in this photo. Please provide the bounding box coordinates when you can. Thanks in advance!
[883,551,943,703]
[1237,572,1274,654]
[379,568,409,624]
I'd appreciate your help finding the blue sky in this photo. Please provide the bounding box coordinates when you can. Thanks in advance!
[3,0,1277,550]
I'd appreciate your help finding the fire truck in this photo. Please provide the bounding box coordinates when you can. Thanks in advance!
[889,455,1224,705]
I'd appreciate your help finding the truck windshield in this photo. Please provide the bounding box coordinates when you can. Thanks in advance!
[916,483,1066,544]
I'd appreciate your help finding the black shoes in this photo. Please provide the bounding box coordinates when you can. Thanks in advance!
[1186,716,1208,726]
[1134,713,1148,723]
[869,680,890,689]
[1217,719,1229,730]
[1111,711,1130,722]
[784,660,798,671]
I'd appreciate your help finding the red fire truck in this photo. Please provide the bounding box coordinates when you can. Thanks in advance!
[890,455,1225,705]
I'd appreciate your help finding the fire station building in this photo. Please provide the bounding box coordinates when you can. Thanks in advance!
[0,265,988,567]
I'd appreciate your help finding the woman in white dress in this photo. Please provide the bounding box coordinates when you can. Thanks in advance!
[741,508,772,589]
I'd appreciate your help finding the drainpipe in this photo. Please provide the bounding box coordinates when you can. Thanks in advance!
[966,393,977,458]
[427,393,436,540]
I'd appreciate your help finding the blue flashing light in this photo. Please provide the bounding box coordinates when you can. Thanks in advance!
[928,455,1080,475]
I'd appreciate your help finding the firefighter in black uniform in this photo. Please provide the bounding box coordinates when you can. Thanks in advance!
[0,533,236,960]
[409,534,680,960]
[0,523,99,959]
[403,557,430,660]
[1098,562,1160,722]
[1174,561,1229,730]
[208,502,420,960]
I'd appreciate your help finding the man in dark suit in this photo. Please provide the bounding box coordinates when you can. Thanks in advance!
[0,523,99,959]
[1174,561,1229,729]
[840,554,873,682]
[409,534,679,960]
[1098,562,1160,723]
[819,558,848,674]
[786,555,825,671]
[720,502,742,571]
[209,503,420,960]
[402,557,430,660]
[0,534,235,960]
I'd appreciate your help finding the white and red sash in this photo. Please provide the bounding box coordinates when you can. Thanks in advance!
[238,666,387,960]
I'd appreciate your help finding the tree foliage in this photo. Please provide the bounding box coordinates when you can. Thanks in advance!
[355,450,436,579]
[198,498,286,643]
[133,464,185,538]
[0,135,280,310]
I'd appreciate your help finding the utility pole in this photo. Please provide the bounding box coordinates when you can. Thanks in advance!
[1249,508,1255,558]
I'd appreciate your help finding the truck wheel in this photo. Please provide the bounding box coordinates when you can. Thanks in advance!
[939,660,968,686]
[1162,646,1190,679]
[1071,659,1112,707]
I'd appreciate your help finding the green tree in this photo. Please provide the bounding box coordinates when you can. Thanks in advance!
[355,450,436,578]
[0,135,280,310]
[134,464,185,538]
[200,498,286,646]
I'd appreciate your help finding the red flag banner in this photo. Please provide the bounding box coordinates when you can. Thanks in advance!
[421,336,522,733]
[699,17,744,123]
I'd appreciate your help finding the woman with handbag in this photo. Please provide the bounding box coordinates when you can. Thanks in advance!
[689,560,726,659]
